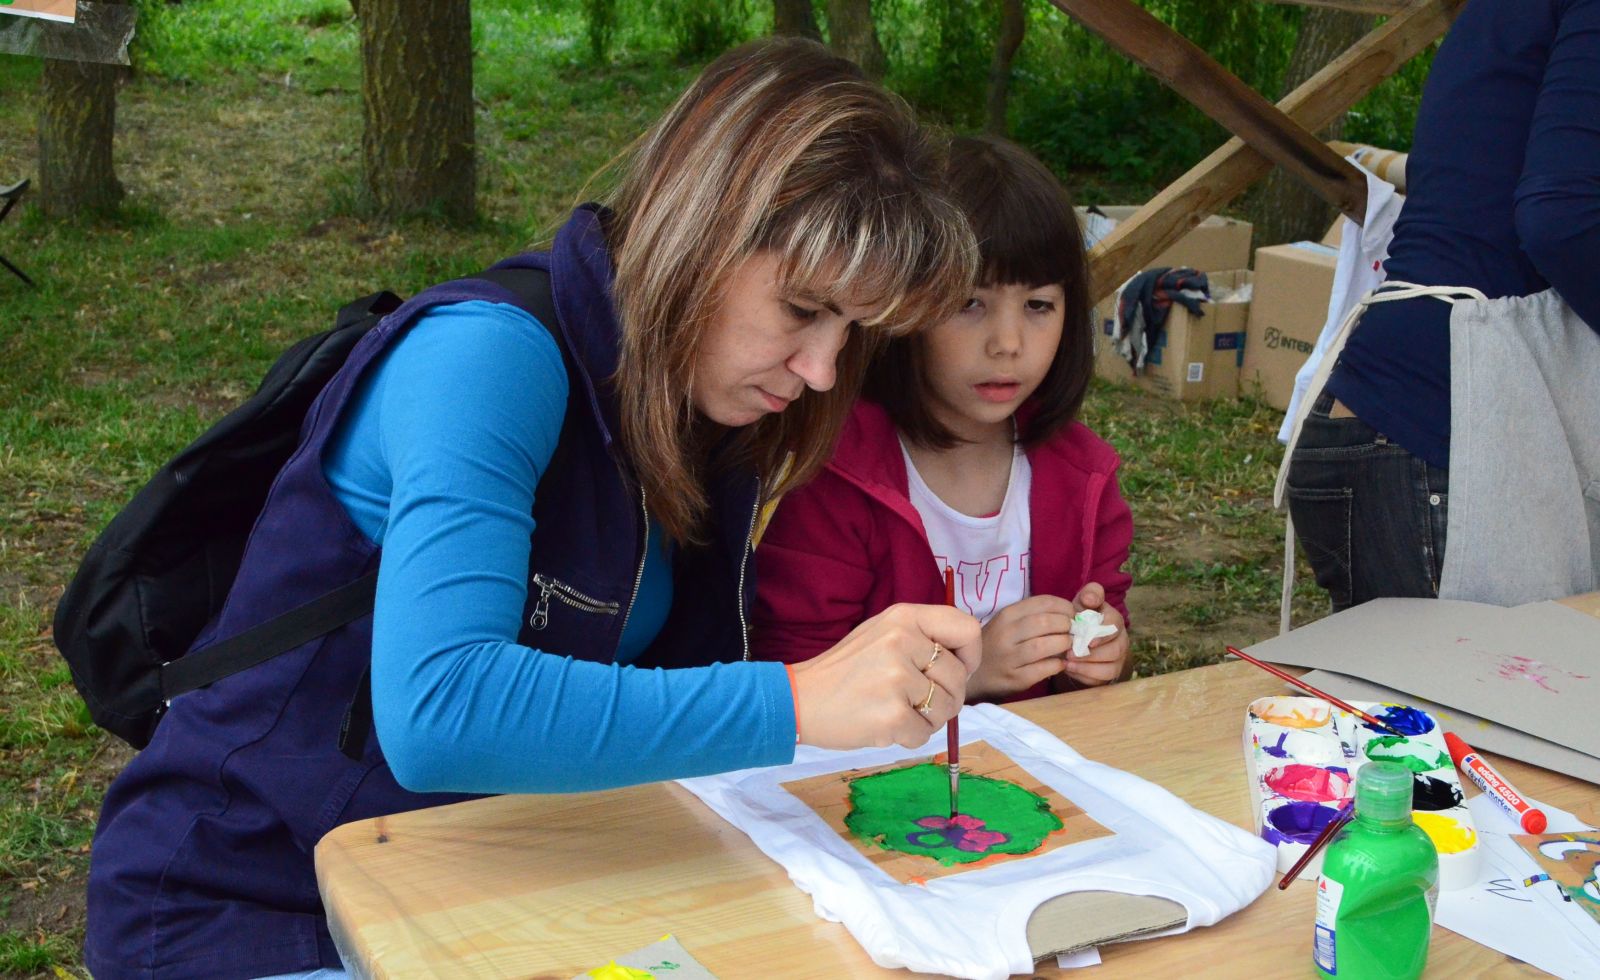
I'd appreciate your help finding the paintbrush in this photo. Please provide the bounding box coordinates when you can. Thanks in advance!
[1277,798,1354,889]
[945,566,960,817]
[1225,645,1406,738]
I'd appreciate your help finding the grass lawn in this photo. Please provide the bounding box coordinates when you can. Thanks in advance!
[0,2,1327,973]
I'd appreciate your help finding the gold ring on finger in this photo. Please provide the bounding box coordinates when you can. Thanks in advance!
[916,679,936,715]
[924,642,941,672]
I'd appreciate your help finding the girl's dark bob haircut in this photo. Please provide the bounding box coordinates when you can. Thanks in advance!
[866,134,1094,450]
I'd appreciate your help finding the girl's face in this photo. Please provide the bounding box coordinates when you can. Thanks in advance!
[692,251,877,427]
[920,281,1066,442]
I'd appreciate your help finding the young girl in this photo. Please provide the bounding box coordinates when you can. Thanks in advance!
[754,135,1132,701]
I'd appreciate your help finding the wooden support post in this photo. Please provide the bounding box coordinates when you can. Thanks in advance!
[1083,0,1463,304]
[1045,0,1368,225]
[1259,0,1411,14]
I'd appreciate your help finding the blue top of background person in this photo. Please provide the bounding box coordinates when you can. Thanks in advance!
[85,37,987,980]
[1330,0,1600,468]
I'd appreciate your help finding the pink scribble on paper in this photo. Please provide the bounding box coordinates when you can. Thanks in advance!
[1494,655,1590,693]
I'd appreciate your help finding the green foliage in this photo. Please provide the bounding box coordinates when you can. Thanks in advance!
[0,931,78,974]
[583,0,620,62]
[1345,41,1434,152]
[129,0,358,89]
[663,0,751,61]
[880,0,994,128]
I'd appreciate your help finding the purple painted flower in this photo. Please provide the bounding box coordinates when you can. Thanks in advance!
[906,813,1011,852]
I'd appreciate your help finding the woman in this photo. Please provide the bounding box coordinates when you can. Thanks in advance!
[87,38,981,979]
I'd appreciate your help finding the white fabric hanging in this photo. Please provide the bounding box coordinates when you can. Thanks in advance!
[679,704,1275,980]
[1277,162,1404,444]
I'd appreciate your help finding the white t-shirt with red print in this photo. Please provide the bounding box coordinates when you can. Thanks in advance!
[901,441,1032,625]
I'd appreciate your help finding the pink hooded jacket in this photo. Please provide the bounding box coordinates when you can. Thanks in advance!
[753,399,1133,701]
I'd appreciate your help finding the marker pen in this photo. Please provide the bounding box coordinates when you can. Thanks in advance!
[1443,732,1547,834]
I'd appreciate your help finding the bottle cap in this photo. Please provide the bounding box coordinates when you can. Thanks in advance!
[1356,760,1413,824]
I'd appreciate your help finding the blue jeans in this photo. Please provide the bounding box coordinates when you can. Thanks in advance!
[1285,390,1449,612]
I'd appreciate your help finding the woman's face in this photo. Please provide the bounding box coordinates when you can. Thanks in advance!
[692,251,878,427]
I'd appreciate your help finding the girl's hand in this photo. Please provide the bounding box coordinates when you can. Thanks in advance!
[1062,583,1130,687]
[790,604,981,750]
[968,594,1079,701]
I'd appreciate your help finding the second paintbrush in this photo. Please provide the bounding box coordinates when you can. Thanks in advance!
[945,565,960,816]
[1225,645,1406,738]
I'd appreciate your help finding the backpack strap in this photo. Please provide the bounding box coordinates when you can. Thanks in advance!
[157,267,560,760]
[160,570,380,699]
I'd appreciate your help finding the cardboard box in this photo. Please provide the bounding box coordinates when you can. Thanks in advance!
[1093,269,1251,401]
[1084,206,1254,388]
[1243,241,1339,411]
[1079,205,1253,273]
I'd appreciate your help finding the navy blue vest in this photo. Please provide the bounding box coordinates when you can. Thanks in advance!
[85,206,761,979]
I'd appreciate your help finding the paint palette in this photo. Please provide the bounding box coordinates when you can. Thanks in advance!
[1243,695,1482,889]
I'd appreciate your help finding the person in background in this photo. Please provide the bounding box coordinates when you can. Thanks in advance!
[1286,0,1600,610]
[86,39,984,980]
[754,135,1133,701]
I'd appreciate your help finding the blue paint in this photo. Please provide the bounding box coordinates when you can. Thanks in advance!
[1262,732,1292,759]
[1361,705,1435,736]
[1264,801,1342,846]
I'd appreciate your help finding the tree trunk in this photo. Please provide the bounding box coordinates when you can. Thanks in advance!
[359,0,475,223]
[774,0,820,40]
[38,5,126,219]
[985,0,1026,135]
[826,0,886,80]
[1249,8,1372,248]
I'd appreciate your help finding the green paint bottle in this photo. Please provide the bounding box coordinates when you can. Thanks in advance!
[1313,761,1438,979]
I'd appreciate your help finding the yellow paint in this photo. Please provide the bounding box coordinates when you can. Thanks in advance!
[1255,703,1330,729]
[1413,812,1477,854]
[586,961,654,979]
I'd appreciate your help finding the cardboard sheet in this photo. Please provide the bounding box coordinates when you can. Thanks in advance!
[1246,598,1600,759]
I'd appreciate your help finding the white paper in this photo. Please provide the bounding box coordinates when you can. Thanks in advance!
[1055,947,1102,968]
[1434,796,1600,979]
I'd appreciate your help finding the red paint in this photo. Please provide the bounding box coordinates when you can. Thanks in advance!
[1264,764,1352,803]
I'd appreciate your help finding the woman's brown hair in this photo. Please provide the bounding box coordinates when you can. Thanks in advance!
[605,37,976,544]
[867,134,1094,450]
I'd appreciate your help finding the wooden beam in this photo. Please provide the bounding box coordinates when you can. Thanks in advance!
[1084,0,1462,305]
[1258,0,1411,14]
[1046,0,1368,225]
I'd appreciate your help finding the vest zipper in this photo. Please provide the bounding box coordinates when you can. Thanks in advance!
[615,485,649,645]
[738,481,760,662]
[529,573,620,630]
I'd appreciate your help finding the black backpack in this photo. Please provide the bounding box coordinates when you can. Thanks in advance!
[52,268,556,749]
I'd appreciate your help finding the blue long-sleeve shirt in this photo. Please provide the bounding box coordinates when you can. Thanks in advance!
[1329,0,1600,469]
[322,300,796,793]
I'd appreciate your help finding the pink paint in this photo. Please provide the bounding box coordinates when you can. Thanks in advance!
[1494,655,1589,693]
[1264,764,1353,804]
